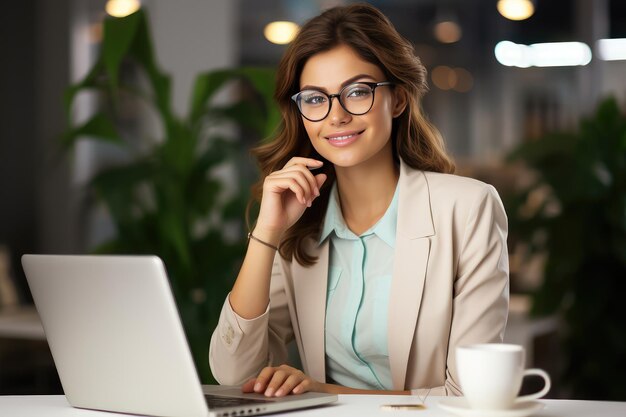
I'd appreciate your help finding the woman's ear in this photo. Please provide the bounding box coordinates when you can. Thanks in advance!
[392,87,408,118]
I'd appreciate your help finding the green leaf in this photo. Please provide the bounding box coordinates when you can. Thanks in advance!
[189,67,280,137]
[90,160,155,226]
[507,132,576,165]
[62,58,105,123]
[157,208,191,269]
[127,11,173,124]
[158,121,196,176]
[193,137,233,173]
[238,67,275,101]
[188,69,238,125]
[102,10,143,91]
[92,238,132,254]
[61,112,124,148]
[211,102,267,134]
[238,67,280,136]
[187,179,221,217]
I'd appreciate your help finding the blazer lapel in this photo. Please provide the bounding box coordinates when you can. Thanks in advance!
[291,239,329,383]
[388,163,435,389]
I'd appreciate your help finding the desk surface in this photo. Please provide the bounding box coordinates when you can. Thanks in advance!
[1,395,626,417]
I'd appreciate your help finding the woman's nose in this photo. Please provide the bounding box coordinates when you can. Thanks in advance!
[328,97,351,125]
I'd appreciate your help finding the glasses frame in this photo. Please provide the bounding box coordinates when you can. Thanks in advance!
[290,81,394,122]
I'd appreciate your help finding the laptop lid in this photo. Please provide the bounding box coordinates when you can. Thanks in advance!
[22,254,337,417]
[22,254,209,417]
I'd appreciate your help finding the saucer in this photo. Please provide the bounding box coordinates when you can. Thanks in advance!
[437,397,544,417]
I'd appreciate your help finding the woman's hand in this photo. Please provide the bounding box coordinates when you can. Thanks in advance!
[241,364,323,397]
[241,364,413,396]
[254,157,327,242]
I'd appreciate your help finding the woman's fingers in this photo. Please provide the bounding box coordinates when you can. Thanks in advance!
[268,172,312,205]
[315,173,328,190]
[265,175,309,206]
[264,366,293,396]
[241,378,256,393]
[274,372,306,397]
[293,378,313,394]
[281,158,324,200]
[245,365,316,397]
[251,366,279,394]
[266,166,322,206]
[284,157,323,170]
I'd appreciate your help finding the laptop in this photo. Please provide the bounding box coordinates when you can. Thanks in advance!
[22,254,337,417]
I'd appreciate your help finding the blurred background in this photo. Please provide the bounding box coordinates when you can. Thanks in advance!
[1,0,625,401]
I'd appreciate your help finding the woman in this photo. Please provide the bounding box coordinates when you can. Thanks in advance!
[209,3,509,397]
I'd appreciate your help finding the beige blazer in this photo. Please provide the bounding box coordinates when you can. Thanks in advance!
[209,161,509,396]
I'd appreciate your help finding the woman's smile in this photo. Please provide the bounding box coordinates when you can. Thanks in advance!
[324,130,365,147]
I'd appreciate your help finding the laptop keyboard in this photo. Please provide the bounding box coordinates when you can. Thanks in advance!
[205,394,272,409]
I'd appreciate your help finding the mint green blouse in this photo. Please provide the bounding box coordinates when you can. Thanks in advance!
[318,182,399,390]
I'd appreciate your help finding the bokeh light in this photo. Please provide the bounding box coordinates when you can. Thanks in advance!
[105,0,141,18]
[264,21,300,45]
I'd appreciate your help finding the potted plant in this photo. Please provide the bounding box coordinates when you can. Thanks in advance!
[504,97,626,400]
[61,9,279,383]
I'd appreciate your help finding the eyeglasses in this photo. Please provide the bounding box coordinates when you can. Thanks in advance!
[291,81,394,122]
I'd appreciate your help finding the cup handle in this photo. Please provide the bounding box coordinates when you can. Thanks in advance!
[515,368,551,403]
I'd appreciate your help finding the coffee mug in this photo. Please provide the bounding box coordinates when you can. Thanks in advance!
[456,343,551,410]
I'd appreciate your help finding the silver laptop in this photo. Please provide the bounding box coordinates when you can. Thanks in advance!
[22,254,337,417]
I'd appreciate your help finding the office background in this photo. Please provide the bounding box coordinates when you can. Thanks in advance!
[1,0,625,400]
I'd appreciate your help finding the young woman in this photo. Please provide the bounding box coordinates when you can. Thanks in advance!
[209,3,509,397]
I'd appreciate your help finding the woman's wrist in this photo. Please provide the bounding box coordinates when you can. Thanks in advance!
[317,382,410,396]
[250,227,283,249]
[248,233,278,251]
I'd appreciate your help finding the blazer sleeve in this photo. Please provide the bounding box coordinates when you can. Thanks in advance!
[416,184,510,396]
[209,256,295,385]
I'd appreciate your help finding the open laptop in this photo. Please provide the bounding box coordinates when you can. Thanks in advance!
[22,254,337,417]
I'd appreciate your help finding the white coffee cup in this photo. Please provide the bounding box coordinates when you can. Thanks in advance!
[456,343,551,410]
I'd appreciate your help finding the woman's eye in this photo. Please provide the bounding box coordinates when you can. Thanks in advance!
[302,93,327,105]
[345,87,372,99]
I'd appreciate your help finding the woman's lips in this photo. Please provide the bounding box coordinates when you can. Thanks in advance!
[324,130,364,147]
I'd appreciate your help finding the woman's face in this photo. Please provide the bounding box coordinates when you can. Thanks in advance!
[298,44,405,169]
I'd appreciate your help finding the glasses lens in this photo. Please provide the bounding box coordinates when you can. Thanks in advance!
[341,83,374,115]
[297,90,329,121]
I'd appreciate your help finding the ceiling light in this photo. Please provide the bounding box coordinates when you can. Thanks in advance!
[431,66,455,91]
[495,41,592,67]
[597,38,626,61]
[105,0,141,18]
[431,66,473,93]
[497,0,535,21]
[530,42,592,67]
[494,41,531,67]
[264,21,299,45]
[453,68,473,92]
[434,21,462,44]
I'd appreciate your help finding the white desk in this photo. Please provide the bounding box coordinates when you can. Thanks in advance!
[1,395,626,417]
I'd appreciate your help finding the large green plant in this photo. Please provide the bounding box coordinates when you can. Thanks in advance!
[62,10,278,382]
[505,97,626,400]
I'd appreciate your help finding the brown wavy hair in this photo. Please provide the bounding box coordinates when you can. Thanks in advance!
[248,3,455,266]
